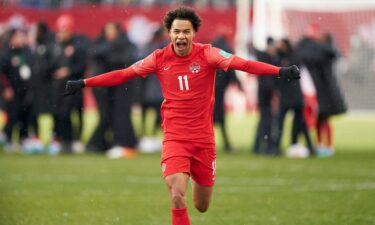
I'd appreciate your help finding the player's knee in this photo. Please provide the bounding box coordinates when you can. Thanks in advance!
[194,203,209,213]
[170,190,185,207]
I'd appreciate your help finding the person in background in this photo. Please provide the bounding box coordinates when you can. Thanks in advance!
[136,25,168,153]
[253,37,279,155]
[27,22,55,153]
[296,24,346,157]
[50,14,89,153]
[140,25,167,137]
[87,22,138,158]
[212,33,242,152]
[274,38,315,157]
[0,76,8,147]
[315,32,347,156]
[0,28,34,151]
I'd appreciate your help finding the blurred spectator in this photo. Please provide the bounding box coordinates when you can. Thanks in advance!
[136,25,167,153]
[274,38,315,158]
[0,73,8,147]
[139,25,167,137]
[316,33,347,155]
[253,37,278,155]
[0,28,35,151]
[0,75,7,110]
[29,22,55,136]
[87,22,138,158]
[296,25,347,157]
[50,14,89,153]
[212,33,242,152]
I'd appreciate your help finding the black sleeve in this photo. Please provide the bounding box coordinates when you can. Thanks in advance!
[106,36,137,68]
[0,49,9,75]
[69,37,89,79]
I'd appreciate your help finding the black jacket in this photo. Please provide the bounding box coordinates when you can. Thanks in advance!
[255,49,278,108]
[296,37,347,116]
[212,36,240,122]
[90,33,136,73]
[0,46,33,104]
[51,34,89,81]
[277,50,304,108]
[30,32,55,113]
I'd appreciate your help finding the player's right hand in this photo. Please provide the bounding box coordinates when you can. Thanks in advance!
[64,79,85,96]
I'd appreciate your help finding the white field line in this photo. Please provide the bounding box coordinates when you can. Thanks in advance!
[3,174,375,193]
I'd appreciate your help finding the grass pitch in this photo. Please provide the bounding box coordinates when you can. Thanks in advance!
[0,112,374,225]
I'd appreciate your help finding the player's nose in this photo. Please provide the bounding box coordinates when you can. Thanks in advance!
[177,32,185,39]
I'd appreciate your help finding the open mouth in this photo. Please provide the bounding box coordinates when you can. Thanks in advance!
[176,41,187,49]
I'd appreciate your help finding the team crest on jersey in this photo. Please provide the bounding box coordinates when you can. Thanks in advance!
[189,62,200,74]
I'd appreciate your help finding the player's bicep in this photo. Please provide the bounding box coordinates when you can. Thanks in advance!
[131,52,157,77]
[205,46,234,72]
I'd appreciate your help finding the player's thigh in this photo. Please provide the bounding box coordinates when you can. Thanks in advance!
[190,146,216,212]
[192,181,213,212]
[190,146,216,187]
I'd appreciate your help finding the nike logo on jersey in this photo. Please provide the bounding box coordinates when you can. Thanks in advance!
[163,66,170,71]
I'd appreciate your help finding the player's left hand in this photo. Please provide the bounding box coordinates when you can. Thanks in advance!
[64,79,85,96]
[279,65,300,80]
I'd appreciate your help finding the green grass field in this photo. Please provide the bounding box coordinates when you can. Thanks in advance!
[1,112,375,225]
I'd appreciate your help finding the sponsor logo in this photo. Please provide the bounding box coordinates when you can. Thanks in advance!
[163,66,170,71]
[189,62,200,74]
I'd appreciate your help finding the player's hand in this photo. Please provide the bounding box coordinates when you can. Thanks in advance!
[279,65,300,80]
[64,79,85,96]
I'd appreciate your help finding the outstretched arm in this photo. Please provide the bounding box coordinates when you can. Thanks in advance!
[229,55,280,75]
[63,67,138,96]
[64,51,157,96]
[228,55,300,79]
[85,67,138,87]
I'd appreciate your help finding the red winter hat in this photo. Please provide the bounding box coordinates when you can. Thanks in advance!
[306,22,321,39]
[56,14,75,32]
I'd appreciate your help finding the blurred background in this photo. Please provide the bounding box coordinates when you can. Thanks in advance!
[0,0,374,156]
[1,1,375,225]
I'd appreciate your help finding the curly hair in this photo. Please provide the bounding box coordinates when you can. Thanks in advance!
[164,7,202,32]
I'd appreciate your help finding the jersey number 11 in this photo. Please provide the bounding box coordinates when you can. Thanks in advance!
[178,75,189,91]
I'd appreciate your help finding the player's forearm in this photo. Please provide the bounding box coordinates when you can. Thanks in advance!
[84,67,138,87]
[229,55,280,75]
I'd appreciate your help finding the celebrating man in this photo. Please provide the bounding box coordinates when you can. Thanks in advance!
[64,7,299,225]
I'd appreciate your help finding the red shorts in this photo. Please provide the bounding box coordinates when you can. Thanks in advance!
[161,140,216,187]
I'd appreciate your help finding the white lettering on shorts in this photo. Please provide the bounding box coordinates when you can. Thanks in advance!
[161,163,167,173]
[212,160,216,177]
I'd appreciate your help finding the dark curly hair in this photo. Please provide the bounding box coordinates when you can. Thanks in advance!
[164,7,202,32]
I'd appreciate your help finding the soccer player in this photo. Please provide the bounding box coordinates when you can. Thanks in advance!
[64,7,300,225]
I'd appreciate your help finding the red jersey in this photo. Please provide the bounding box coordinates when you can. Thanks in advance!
[85,42,280,144]
[132,43,234,144]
